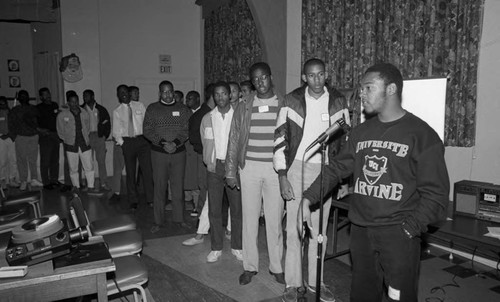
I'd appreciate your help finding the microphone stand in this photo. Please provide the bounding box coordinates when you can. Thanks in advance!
[314,140,328,302]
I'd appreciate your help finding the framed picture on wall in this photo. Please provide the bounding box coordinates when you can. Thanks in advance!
[8,59,20,72]
[9,76,20,88]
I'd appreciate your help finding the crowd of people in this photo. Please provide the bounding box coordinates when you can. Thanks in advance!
[0,60,450,302]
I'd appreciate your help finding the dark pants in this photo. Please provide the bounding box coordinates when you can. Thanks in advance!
[350,224,421,302]
[151,150,186,225]
[121,136,153,206]
[207,160,242,251]
[39,133,60,185]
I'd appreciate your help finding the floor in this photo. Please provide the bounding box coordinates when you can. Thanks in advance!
[2,180,500,302]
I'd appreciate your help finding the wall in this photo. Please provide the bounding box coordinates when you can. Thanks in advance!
[60,0,202,111]
[0,22,35,101]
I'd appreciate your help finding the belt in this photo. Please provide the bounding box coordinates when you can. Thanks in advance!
[216,159,225,164]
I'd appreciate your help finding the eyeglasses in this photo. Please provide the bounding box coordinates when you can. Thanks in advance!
[252,74,270,83]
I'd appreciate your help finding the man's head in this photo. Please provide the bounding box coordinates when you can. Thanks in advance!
[185,91,200,110]
[0,96,8,110]
[228,82,241,104]
[117,84,130,104]
[66,90,80,111]
[158,81,174,104]
[174,90,184,104]
[249,62,274,99]
[83,89,95,106]
[302,58,328,97]
[360,63,403,116]
[239,80,254,97]
[212,81,231,110]
[18,90,30,105]
[39,87,52,104]
[205,83,216,109]
[128,86,139,102]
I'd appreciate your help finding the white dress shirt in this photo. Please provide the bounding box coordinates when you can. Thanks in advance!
[212,106,234,160]
[112,101,146,145]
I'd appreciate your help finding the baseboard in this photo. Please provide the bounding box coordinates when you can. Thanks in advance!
[429,242,499,269]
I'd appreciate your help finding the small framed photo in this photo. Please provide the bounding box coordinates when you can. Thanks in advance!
[9,76,20,88]
[8,59,20,72]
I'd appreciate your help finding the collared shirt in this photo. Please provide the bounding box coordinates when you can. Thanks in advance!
[112,101,146,145]
[36,101,59,132]
[212,106,234,160]
[85,104,99,132]
[295,87,330,163]
[0,109,8,134]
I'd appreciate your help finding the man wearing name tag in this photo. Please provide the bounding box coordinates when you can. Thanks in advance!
[144,80,192,233]
[112,84,154,210]
[274,58,350,302]
[226,62,285,286]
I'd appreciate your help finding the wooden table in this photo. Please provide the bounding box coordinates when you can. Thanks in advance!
[0,249,115,302]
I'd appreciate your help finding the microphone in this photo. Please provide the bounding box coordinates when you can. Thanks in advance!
[304,118,348,152]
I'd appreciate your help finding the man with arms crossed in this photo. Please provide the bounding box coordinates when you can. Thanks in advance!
[301,63,450,302]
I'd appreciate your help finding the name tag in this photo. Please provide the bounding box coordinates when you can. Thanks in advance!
[54,109,59,114]
[258,105,269,113]
[172,111,180,117]
[321,113,329,122]
[0,117,5,121]
[204,127,213,139]
[94,112,98,116]
[64,117,69,122]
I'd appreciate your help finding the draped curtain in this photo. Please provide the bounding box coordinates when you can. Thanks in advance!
[204,0,263,85]
[34,51,64,105]
[302,0,484,147]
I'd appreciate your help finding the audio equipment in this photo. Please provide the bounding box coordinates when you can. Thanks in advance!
[304,118,350,152]
[5,215,71,266]
[453,180,500,223]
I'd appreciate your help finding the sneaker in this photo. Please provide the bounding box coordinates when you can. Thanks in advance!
[231,249,243,261]
[182,236,204,246]
[206,250,222,263]
[190,209,199,217]
[150,225,160,234]
[30,179,43,187]
[225,230,231,240]
[9,179,20,188]
[307,284,335,302]
[20,181,27,191]
[282,287,298,302]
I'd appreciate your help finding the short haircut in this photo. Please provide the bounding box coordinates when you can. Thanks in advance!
[228,81,241,92]
[249,62,272,77]
[365,63,403,99]
[128,86,139,93]
[212,81,230,98]
[159,80,173,91]
[38,87,50,95]
[240,80,255,91]
[302,58,326,74]
[116,84,129,92]
[66,90,78,100]
[186,90,200,99]
[174,90,184,98]
[83,89,94,96]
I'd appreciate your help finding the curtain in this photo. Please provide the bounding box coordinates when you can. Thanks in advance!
[34,51,64,105]
[204,0,263,85]
[302,0,484,147]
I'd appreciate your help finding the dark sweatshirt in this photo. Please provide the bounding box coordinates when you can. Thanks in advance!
[303,112,450,237]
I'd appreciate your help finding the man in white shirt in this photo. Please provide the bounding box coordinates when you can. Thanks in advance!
[112,84,153,210]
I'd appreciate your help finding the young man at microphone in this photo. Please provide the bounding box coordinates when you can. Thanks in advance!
[274,58,350,302]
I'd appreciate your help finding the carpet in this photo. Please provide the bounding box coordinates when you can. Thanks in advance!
[142,234,352,302]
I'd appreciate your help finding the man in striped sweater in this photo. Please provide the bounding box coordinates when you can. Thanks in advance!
[144,80,192,233]
[226,62,285,286]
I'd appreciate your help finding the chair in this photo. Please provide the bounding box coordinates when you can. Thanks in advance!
[107,255,149,302]
[69,194,143,257]
[325,196,351,260]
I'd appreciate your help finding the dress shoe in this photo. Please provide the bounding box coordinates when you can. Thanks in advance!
[30,179,43,187]
[60,185,73,192]
[109,193,121,202]
[182,236,204,246]
[206,250,222,263]
[239,270,257,285]
[269,270,285,284]
[231,249,243,261]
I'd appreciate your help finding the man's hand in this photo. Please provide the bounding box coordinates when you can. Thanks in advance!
[337,184,350,200]
[279,176,295,201]
[162,141,176,153]
[225,177,240,190]
[298,198,313,239]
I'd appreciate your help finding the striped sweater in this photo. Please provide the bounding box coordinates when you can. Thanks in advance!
[246,96,279,162]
